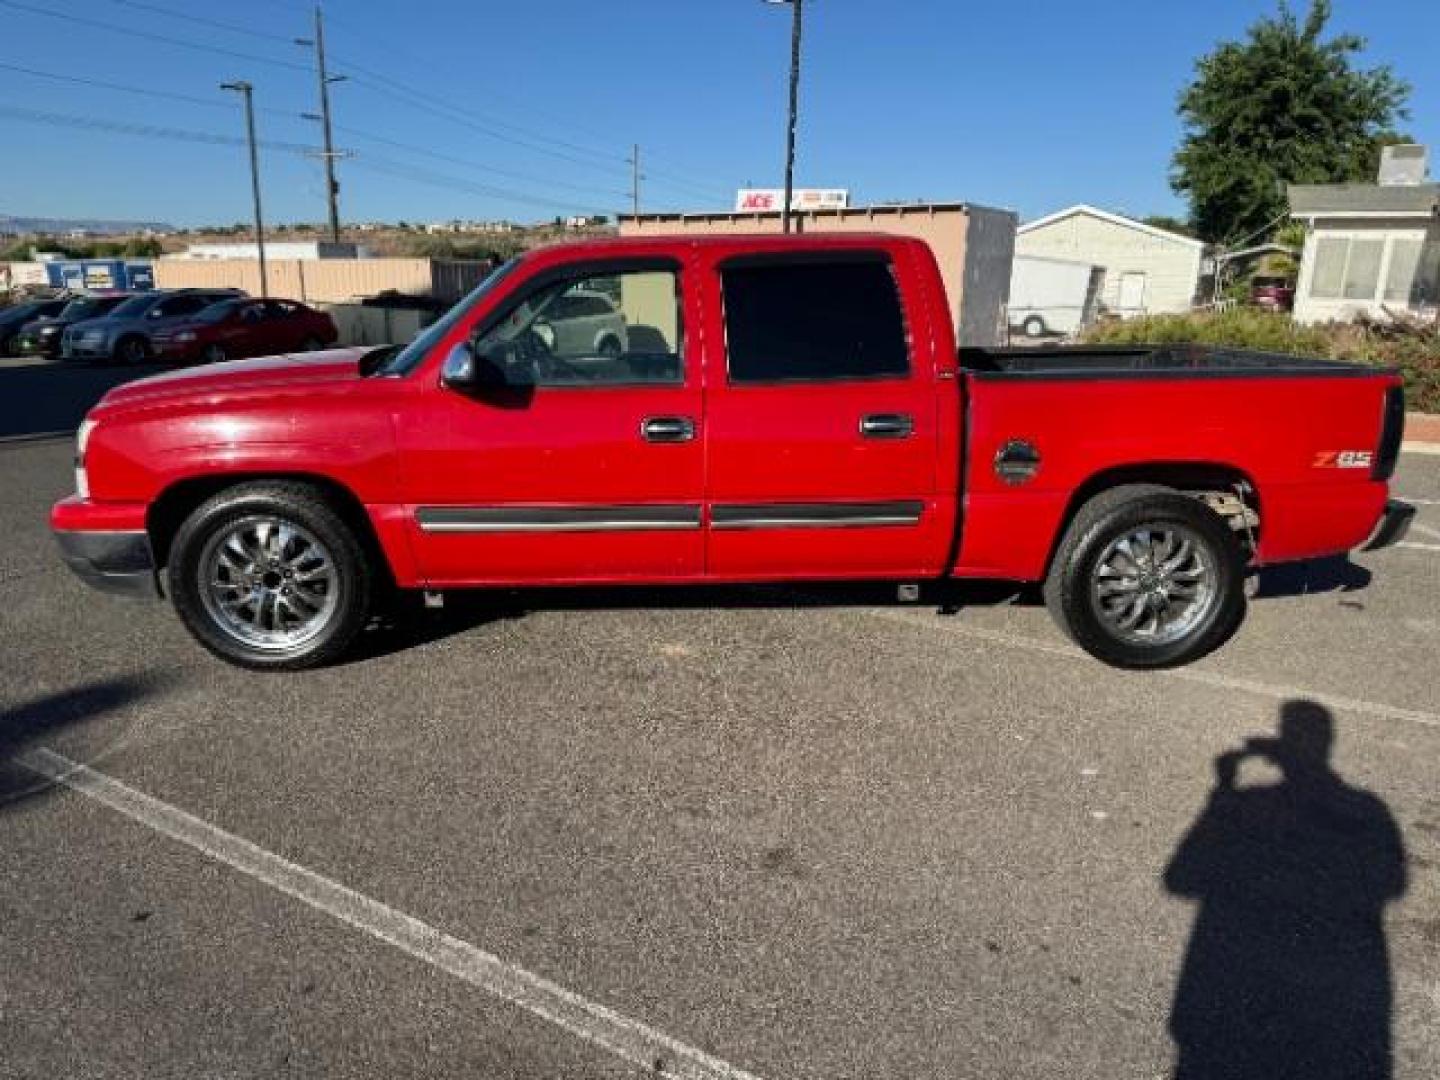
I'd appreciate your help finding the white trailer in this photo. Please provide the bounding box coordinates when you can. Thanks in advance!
[1008,254,1102,338]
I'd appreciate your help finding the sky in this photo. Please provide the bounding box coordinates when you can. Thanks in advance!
[1,0,1437,229]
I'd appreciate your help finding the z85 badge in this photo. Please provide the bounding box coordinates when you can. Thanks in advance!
[1313,450,1374,469]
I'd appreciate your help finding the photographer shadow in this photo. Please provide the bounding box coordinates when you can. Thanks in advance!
[1165,700,1407,1080]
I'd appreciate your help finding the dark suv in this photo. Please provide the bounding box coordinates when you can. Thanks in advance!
[13,294,137,359]
[0,297,69,355]
[63,289,246,364]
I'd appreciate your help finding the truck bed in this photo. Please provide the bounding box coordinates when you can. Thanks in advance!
[960,344,1387,380]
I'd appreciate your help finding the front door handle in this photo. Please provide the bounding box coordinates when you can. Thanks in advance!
[641,416,696,443]
[859,413,915,439]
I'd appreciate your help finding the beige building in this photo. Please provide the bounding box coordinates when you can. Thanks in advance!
[620,201,1017,346]
[1015,205,1204,317]
[152,257,492,305]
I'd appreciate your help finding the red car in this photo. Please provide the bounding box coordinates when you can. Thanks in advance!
[1250,276,1296,312]
[151,298,338,364]
[52,234,1412,671]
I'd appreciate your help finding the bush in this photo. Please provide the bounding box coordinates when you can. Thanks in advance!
[1082,309,1440,413]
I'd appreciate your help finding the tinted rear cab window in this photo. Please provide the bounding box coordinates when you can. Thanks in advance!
[722,257,909,383]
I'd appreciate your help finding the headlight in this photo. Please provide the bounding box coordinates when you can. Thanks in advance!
[175,331,196,343]
[75,418,97,499]
[39,325,60,336]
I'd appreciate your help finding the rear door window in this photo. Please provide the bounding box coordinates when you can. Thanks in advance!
[722,257,910,383]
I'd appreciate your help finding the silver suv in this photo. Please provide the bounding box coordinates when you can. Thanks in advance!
[63,289,246,364]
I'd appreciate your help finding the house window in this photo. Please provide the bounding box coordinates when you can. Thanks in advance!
[1342,239,1384,300]
[1385,238,1440,306]
[1309,238,1347,299]
[1309,236,1384,302]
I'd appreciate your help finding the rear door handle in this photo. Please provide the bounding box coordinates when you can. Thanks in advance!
[641,416,696,443]
[859,413,915,439]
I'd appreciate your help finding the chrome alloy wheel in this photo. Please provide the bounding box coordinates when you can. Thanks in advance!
[1088,524,1218,646]
[198,517,340,651]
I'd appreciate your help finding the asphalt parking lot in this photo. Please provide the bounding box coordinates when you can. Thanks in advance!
[2,364,1439,1079]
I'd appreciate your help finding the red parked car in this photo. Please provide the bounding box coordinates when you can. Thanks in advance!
[151,298,338,364]
[1250,276,1296,312]
[52,234,1412,671]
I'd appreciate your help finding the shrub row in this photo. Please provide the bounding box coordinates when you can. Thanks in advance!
[1081,308,1440,413]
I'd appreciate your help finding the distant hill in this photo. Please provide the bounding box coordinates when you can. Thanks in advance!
[0,214,173,236]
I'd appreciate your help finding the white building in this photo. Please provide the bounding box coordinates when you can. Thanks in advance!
[1289,145,1439,325]
[167,241,366,260]
[1015,205,1204,317]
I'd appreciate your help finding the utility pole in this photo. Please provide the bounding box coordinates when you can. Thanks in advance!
[764,0,805,234]
[221,80,268,300]
[629,143,642,219]
[297,5,345,244]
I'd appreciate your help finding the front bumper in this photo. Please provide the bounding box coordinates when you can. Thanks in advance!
[1362,499,1416,552]
[16,334,62,358]
[53,529,161,599]
[62,338,112,360]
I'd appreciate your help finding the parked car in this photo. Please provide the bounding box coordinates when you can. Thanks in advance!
[53,235,1412,671]
[150,298,339,364]
[0,297,69,355]
[12,294,137,358]
[1250,276,1296,312]
[531,286,628,357]
[62,288,245,364]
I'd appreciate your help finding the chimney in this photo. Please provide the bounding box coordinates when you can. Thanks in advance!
[1378,144,1428,186]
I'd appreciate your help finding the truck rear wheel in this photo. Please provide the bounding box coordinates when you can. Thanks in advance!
[168,482,373,670]
[1043,484,1245,669]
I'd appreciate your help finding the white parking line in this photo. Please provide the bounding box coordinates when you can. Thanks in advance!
[846,608,1440,730]
[17,747,766,1080]
[0,430,70,445]
[1398,541,1440,553]
[1401,498,1440,506]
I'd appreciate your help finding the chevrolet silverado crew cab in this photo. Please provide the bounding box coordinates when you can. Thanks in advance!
[51,234,1414,671]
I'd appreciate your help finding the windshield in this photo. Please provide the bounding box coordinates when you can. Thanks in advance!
[59,297,121,320]
[106,295,156,318]
[374,258,521,376]
[196,300,243,324]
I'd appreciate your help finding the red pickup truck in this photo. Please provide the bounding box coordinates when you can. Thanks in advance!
[51,234,1413,671]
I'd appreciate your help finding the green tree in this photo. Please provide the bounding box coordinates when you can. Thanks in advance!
[1171,0,1409,245]
[1142,215,1197,238]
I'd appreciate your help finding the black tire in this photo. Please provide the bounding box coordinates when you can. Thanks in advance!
[1021,315,1047,338]
[114,335,150,365]
[597,335,623,357]
[300,336,324,351]
[1043,484,1245,669]
[201,343,228,365]
[168,482,373,670]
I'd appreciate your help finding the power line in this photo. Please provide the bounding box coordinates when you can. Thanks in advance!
[0,103,322,155]
[7,0,728,204]
[0,103,615,217]
[0,62,630,206]
[332,124,631,201]
[110,0,297,46]
[339,68,727,202]
[0,0,312,73]
[347,157,617,217]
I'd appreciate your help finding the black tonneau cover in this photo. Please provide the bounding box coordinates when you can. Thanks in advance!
[960,344,1389,381]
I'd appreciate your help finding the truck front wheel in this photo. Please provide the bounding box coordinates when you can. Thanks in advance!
[1043,484,1245,669]
[168,482,373,670]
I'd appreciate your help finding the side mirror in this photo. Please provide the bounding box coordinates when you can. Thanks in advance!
[444,337,537,393]
[441,341,482,390]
